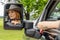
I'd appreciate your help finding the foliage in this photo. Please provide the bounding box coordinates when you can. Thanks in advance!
[57,2,60,9]
[17,0,48,20]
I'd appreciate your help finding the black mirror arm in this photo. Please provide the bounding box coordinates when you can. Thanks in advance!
[25,28,42,39]
[24,20,43,39]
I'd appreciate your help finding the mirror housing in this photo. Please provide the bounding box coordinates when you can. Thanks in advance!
[24,20,33,29]
[24,20,42,39]
[25,29,42,39]
[4,3,24,30]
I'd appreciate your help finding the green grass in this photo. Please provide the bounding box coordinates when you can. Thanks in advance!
[0,18,25,40]
[0,18,42,40]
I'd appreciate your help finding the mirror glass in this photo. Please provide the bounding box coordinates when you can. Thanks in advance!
[4,4,23,30]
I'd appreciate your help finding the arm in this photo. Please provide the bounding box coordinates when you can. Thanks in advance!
[37,20,60,30]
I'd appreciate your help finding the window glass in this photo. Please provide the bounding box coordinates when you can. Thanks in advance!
[47,2,60,20]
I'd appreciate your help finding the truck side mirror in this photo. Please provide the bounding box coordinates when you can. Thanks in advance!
[4,3,42,39]
[4,3,24,30]
[24,20,42,39]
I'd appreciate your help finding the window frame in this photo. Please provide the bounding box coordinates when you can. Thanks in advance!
[46,2,60,21]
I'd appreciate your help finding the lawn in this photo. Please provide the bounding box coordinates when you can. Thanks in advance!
[0,18,25,40]
[0,18,41,40]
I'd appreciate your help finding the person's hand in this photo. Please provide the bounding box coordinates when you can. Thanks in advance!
[37,22,48,30]
[43,31,55,40]
[37,21,60,30]
[48,35,55,40]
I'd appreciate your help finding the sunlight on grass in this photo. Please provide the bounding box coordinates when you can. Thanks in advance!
[0,18,41,40]
[0,18,25,40]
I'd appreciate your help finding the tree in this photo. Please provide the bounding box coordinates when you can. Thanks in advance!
[17,0,48,20]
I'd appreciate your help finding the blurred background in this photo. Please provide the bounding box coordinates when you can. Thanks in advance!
[0,0,48,40]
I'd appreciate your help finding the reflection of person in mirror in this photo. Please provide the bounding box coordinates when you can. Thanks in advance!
[7,5,21,25]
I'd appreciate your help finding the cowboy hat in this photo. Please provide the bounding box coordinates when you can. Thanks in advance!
[7,5,21,13]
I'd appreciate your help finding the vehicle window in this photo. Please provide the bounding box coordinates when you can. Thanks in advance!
[47,2,60,21]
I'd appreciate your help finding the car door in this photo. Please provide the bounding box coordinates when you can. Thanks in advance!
[34,0,59,30]
[33,0,60,40]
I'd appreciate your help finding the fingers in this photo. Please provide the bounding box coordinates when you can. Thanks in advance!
[43,31,55,40]
[48,35,54,40]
